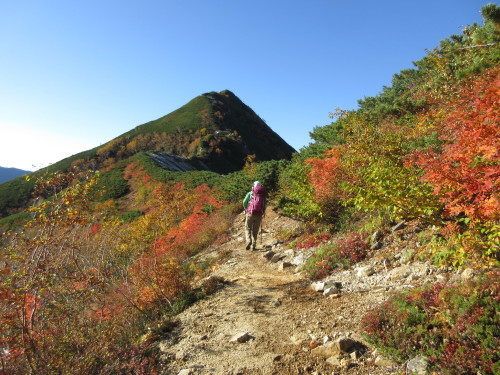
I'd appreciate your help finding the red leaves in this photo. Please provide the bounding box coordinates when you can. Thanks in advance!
[413,68,500,222]
[306,148,343,203]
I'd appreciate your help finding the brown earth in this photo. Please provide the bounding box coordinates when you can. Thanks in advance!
[157,209,447,375]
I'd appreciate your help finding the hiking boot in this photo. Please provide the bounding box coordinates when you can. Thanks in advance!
[252,245,256,251]
[245,242,252,250]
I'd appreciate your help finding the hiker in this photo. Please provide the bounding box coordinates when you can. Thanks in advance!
[243,181,267,250]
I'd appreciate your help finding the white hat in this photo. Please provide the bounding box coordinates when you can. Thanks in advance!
[253,181,261,187]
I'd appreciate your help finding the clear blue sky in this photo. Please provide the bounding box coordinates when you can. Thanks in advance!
[0,0,490,170]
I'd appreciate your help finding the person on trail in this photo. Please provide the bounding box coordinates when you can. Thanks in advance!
[243,181,267,250]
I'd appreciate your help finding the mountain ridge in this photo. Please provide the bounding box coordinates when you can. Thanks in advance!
[0,90,295,217]
[0,166,31,184]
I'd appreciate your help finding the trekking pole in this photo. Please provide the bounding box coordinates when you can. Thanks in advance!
[260,213,264,245]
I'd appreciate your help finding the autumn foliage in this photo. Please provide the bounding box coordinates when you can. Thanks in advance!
[0,168,233,374]
[413,69,499,222]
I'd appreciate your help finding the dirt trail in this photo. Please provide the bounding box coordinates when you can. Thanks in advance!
[159,210,400,375]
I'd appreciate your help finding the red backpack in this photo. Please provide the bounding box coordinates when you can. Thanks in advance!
[246,185,266,215]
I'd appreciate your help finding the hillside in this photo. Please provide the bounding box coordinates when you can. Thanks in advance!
[0,167,31,184]
[0,90,295,217]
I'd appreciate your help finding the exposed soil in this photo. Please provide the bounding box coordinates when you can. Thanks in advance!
[157,209,443,375]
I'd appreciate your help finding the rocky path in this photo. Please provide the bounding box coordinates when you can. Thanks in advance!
[158,210,449,375]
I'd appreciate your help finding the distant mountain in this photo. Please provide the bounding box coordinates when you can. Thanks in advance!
[0,167,31,184]
[0,90,295,217]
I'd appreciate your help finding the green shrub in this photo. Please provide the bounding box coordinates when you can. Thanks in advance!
[304,244,350,280]
[94,168,129,201]
[361,274,499,374]
[118,210,144,223]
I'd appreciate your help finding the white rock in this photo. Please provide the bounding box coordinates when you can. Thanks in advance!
[407,354,429,375]
[291,254,306,266]
[178,369,192,375]
[311,282,325,292]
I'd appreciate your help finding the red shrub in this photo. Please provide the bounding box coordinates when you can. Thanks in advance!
[296,232,331,249]
[413,68,500,222]
[336,232,369,263]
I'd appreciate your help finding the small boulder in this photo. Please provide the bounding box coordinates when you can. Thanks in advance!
[278,262,293,271]
[270,253,285,263]
[407,354,429,375]
[263,251,276,260]
[310,337,357,358]
[311,282,325,292]
[291,254,306,266]
[388,265,411,280]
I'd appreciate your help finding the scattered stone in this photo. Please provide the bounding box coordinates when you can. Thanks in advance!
[230,332,253,343]
[291,254,306,266]
[310,337,357,358]
[407,354,429,375]
[178,369,192,375]
[310,340,320,349]
[326,356,352,369]
[323,287,340,297]
[311,282,325,292]
[461,268,475,281]
[388,265,412,280]
[350,350,361,360]
[326,356,342,366]
[356,266,375,277]
[270,253,285,263]
[273,355,283,362]
[175,351,188,361]
[374,355,397,367]
[263,250,276,260]
[391,221,406,232]
[278,262,293,271]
